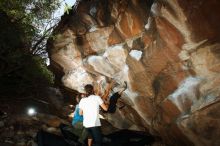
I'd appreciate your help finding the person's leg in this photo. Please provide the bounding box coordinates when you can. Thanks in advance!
[88,138,92,146]
[72,122,84,138]
[108,81,127,113]
[90,127,102,146]
[79,127,88,144]
[118,81,127,95]
[86,128,93,146]
[107,92,121,113]
[101,80,114,100]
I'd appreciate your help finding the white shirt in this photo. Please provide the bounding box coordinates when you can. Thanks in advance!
[79,95,103,128]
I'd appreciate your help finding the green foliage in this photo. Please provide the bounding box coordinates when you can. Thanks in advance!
[0,13,55,96]
[0,53,54,97]
[0,0,60,50]
[31,56,54,85]
[0,0,61,97]
[64,3,72,14]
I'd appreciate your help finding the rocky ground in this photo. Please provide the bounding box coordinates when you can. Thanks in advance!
[0,97,69,146]
[0,99,166,146]
[0,111,64,146]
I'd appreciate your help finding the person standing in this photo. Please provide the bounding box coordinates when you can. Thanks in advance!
[71,93,88,145]
[72,94,84,126]
[62,93,87,145]
[79,84,108,146]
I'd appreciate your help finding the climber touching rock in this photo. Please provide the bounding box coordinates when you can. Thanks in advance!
[79,84,108,146]
[100,80,128,113]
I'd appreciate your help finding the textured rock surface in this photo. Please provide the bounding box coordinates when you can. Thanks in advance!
[47,0,220,145]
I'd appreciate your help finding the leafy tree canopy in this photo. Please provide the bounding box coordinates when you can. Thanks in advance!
[0,0,62,97]
[0,0,61,55]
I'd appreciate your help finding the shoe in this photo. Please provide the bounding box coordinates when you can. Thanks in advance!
[112,81,128,93]
[122,81,127,92]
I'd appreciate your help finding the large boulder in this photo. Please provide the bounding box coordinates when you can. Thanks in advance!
[47,0,220,145]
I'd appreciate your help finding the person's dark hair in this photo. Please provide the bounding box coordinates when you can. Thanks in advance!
[84,84,94,96]
[76,93,82,101]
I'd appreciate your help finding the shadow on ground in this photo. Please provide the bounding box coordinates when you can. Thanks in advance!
[37,124,155,146]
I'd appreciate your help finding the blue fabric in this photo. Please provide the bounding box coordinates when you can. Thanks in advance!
[72,104,83,126]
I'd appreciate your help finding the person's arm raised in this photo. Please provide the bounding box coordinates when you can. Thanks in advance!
[100,103,108,111]
[101,81,114,100]
[97,95,109,111]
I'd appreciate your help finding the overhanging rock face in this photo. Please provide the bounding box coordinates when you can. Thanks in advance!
[47,0,220,145]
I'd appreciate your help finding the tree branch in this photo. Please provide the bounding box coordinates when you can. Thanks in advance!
[31,24,57,54]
